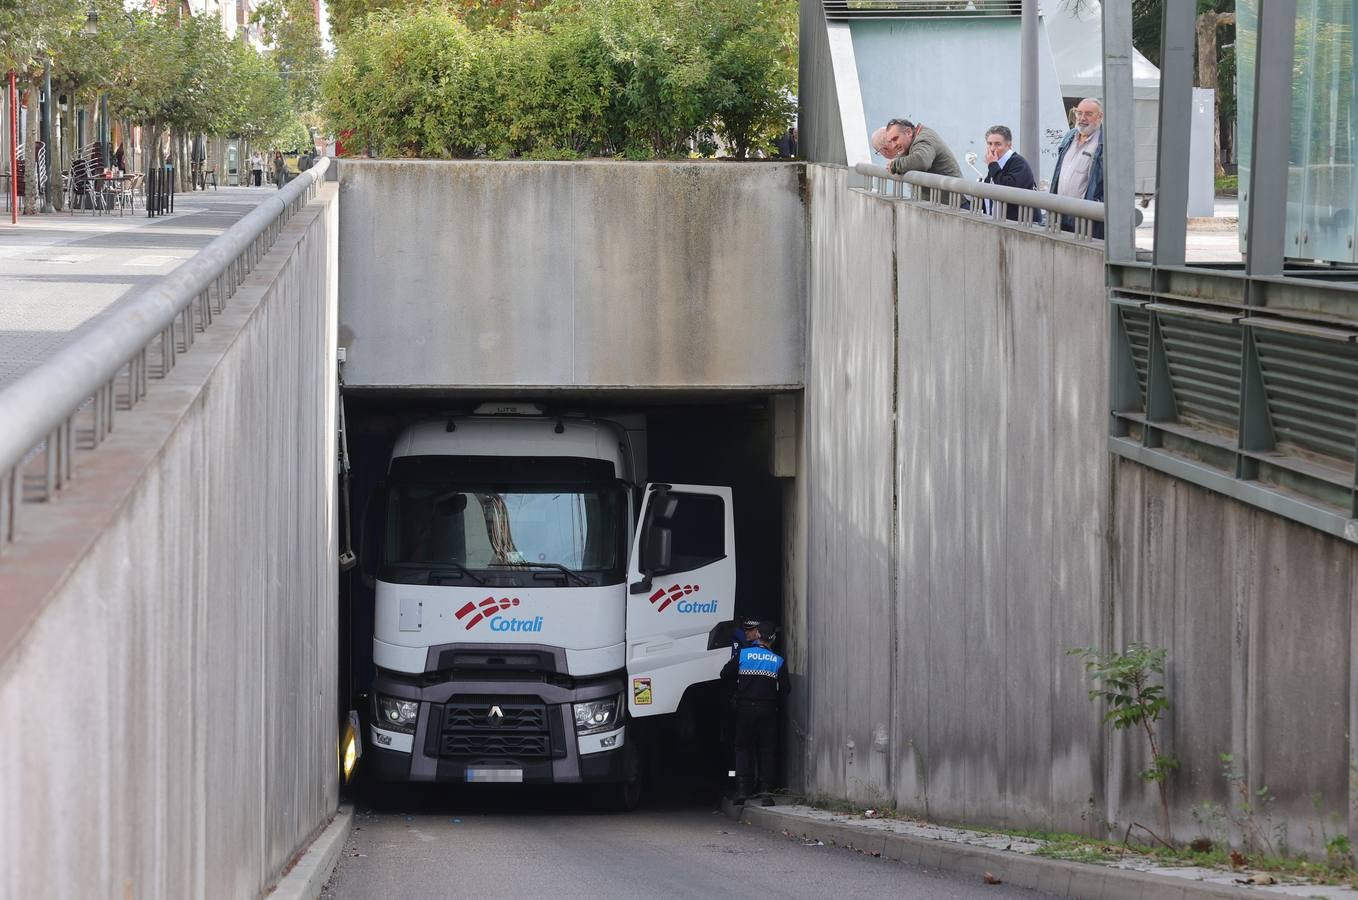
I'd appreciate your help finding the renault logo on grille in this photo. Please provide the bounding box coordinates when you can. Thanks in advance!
[487,705,504,726]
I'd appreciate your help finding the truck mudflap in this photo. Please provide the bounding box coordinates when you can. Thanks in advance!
[365,670,630,784]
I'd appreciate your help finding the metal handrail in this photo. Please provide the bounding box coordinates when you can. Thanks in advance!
[853,162,1106,240]
[0,157,331,551]
[823,0,1021,19]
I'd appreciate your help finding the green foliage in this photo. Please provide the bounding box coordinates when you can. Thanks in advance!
[252,0,327,114]
[1070,643,1170,737]
[1071,642,1178,839]
[322,0,797,160]
[0,0,83,74]
[218,40,293,143]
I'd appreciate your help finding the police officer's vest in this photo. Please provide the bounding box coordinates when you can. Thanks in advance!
[735,646,785,706]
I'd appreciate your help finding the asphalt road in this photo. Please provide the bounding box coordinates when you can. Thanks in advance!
[322,787,1055,900]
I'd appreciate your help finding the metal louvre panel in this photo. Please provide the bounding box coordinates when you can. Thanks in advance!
[1119,307,1151,405]
[1253,330,1358,465]
[823,0,1021,19]
[1157,315,1242,429]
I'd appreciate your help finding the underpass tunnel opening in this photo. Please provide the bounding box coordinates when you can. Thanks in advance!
[337,392,797,801]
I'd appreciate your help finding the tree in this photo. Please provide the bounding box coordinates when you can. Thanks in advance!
[1128,1,1236,176]
[44,0,129,207]
[0,0,83,212]
[1195,3,1234,177]
[252,0,326,114]
[326,0,550,40]
[323,0,797,159]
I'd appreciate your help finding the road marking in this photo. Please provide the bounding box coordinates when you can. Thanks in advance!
[123,255,182,266]
[25,253,99,264]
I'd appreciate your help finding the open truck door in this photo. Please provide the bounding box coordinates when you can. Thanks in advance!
[625,483,735,717]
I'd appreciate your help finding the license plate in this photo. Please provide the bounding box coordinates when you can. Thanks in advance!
[466,768,523,783]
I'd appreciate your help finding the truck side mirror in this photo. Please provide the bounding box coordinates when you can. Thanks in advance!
[359,482,388,588]
[642,524,672,575]
[630,485,675,594]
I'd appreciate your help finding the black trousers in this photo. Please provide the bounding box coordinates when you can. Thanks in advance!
[734,704,778,792]
[252,170,262,187]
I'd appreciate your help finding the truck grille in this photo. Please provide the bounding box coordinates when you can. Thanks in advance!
[437,701,552,759]
[441,733,550,757]
[445,703,545,732]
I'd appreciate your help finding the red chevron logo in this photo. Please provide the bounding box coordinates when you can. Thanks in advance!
[648,583,700,612]
[455,595,520,630]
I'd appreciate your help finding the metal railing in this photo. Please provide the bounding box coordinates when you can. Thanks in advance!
[0,156,331,553]
[824,0,1021,19]
[853,162,1107,241]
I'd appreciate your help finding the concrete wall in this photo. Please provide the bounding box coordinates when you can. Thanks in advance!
[337,160,806,392]
[1110,461,1358,852]
[798,165,1107,832]
[799,0,848,166]
[799,163,1358,855]
[0,189,340,899]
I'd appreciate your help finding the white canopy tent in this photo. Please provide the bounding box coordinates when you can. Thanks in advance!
[1045,0,1163,196]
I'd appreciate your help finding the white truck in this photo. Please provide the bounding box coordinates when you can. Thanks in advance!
[363,404,736,807]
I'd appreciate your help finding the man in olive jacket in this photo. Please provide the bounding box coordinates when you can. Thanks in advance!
[874,118,962,179]
[873,118,962,204]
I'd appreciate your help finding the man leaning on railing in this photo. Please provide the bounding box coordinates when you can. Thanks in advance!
[871,118,963,204]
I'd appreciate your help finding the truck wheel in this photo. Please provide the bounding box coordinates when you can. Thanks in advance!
[599,744,645,813]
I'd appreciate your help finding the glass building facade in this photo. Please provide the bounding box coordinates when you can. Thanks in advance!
[1238,0,1357,263]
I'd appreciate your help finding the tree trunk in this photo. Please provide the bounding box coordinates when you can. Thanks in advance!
[51,99,64,212]
[23,80,40,215]
[1196,10,1236,179]
[146,122,164,169]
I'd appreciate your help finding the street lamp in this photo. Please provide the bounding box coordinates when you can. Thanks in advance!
[80,3,111,168]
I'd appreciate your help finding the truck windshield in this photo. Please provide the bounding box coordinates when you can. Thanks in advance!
[384,484,625,580]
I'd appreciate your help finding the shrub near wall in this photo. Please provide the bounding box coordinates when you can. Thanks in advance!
[321,0,796,159]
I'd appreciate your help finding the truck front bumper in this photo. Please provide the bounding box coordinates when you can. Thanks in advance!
[365,669,629,785]
[365,735,631,784]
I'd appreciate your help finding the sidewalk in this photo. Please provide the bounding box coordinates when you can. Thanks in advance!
[1135,195,1243,263]
[0,186,278,388]
[734,803,1358,900]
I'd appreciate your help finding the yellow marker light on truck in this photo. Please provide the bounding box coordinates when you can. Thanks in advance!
[339,711,362,782]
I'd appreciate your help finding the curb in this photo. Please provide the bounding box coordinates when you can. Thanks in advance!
[738,806,1275,900]
[269,805,354,900]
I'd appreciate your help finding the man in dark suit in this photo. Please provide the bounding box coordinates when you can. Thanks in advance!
[981,125,1039,222]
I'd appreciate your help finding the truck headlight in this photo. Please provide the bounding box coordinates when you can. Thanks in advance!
[574,696,620,735]
[375,695,419,734]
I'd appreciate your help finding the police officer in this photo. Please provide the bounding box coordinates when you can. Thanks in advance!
[730,618,761,656]
[720,621,788,806]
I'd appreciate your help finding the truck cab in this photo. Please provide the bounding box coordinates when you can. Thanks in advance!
[364,406,735,806]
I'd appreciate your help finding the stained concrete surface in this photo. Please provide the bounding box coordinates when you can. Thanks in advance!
[335,160,807,392]
[322,791,1054,900]
[0,186,276,387]
[0,188,339,899]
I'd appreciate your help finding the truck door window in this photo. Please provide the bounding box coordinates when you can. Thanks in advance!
[665,492,725,574]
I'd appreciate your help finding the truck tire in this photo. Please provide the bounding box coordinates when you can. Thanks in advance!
[598,742,645,813]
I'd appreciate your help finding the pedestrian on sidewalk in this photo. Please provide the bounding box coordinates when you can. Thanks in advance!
[272,150,286,189]
[721,621,788,806]
[250,151,264,187]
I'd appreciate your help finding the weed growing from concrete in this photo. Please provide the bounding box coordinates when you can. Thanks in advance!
[1069,642,1178,845]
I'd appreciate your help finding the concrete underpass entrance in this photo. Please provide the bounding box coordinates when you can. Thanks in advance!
[339,392,794,801]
